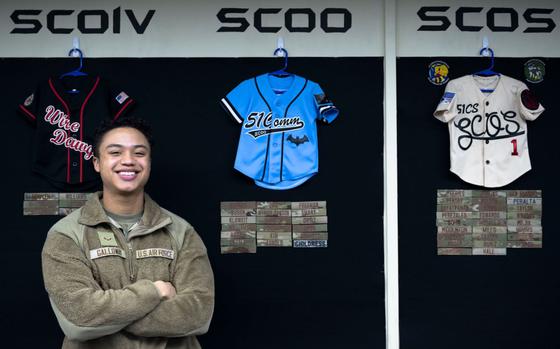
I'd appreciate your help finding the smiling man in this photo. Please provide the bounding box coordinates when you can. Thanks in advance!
[41,117,214,349]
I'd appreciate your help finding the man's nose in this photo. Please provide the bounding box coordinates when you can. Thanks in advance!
[120,152,135,164]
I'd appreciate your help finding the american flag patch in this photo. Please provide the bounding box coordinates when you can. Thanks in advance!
[440,92,455,104]
[115,91,129,104]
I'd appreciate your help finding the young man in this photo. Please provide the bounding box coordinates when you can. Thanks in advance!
[42,117,214,349]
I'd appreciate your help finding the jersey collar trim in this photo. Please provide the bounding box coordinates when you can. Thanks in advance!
[256,74,306,106]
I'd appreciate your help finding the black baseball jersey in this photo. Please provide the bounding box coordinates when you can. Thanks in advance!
[18,76,134,188]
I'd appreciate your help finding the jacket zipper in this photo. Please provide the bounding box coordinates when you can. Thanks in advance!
[110,218,172,282]
[108,222,136,282]
[128,242,135,281]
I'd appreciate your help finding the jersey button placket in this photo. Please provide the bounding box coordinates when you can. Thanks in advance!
[482,98,488,186]
[68,108,79,182]
[268,112,282,183]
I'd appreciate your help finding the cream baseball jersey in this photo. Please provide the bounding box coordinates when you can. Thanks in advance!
[18,76,134,188]
[434,74,544,187]
[221,73,338,190]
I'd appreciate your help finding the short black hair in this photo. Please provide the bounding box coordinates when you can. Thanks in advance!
[92,117,154,158]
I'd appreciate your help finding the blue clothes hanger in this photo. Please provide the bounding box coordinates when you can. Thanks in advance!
[474,47,499,93]
[474,47,499,77]
[59,48,87,93]
[270,48,291,77]
[60,48,87,78]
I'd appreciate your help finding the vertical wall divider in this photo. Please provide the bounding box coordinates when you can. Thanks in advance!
[383,0,399,348]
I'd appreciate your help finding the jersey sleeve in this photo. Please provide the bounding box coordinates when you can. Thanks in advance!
[518,84,544,121]
[220,80,252,124]
[109,84,135,121]
[433,80,458,123]
[17,87,40,125]
[311,83,339,124]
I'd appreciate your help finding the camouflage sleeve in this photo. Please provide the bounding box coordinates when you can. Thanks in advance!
[125,226,215,337]
[42,232,162,341]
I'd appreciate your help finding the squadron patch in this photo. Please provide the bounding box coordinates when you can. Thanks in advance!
[428,61,450,86]
[521,89,540,111]
[524,59,545,84]
[24,93,34,107]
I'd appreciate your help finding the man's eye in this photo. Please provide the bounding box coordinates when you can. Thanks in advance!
[135,152,146,156]
[109,151,121,156]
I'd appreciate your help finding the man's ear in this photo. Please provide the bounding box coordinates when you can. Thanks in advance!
[93,156,100,173]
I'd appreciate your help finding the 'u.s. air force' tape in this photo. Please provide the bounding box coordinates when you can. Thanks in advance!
[136,248,175,260]
[90,247,126,260]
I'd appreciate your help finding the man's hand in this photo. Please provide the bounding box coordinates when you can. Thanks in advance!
[153,281,177,300]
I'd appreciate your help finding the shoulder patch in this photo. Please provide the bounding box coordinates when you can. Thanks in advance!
[440,92,455,105]
[521,89,539,111]
[24,93,34,107]
[115,91,129,104]
[314,93,332,106]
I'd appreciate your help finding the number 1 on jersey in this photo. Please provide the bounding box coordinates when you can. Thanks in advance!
[511,139,519,156]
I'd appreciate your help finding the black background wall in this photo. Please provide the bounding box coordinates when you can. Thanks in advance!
[0,57,385,348]
[398,57,559,349]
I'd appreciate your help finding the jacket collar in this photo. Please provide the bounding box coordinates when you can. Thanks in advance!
[78,192,172,235]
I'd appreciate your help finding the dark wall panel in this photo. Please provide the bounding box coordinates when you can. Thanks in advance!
[0,57,385,348]
[398,57,560,349]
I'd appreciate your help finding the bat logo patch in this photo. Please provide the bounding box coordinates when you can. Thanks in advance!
[287,134,309,146]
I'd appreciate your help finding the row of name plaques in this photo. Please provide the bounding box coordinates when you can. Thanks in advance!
[220,201,329,254]
[437,190,543,256]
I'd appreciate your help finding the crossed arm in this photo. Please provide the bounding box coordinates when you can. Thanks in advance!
[42,228,214,341]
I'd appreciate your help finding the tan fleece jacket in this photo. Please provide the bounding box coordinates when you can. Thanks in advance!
[42,192,215,349]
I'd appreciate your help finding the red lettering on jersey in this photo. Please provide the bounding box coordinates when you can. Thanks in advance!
[50,129,66,145]
[45,105,63,124]
[49,129,93,160]
[44,105,81,132]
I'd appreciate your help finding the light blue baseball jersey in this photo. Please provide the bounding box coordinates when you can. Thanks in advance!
[221,73,339,190]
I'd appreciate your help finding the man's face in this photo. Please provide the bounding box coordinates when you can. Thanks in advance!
[93,127,151,196]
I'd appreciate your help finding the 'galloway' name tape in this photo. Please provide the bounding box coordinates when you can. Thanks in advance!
[90,247,126,260]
